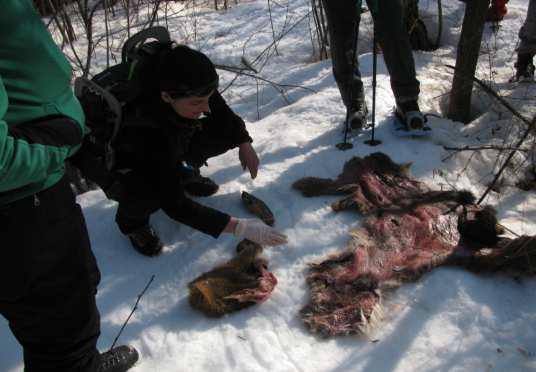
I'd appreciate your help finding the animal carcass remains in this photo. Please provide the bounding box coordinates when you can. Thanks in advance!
[293,152,536,337]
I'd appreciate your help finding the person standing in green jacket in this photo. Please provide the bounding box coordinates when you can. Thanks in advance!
[0,1,138,371]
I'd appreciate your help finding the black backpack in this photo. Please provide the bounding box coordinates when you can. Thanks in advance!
[75,26,172,171]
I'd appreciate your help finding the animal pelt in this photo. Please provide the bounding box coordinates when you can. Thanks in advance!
[294,152,535,338]
[188,239,277,318]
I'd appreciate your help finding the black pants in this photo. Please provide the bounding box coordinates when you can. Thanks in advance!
[115,120,233,235]
[0,177,101,372]
[321,0,420,107]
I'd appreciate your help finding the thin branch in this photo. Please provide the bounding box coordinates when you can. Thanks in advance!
[477,114,536,204]
[46,0,84,71]
[443,145,531,153]
[215,64,317,94]
[251,10,311,67]
[110,275,155,350]
[267,0,280,56]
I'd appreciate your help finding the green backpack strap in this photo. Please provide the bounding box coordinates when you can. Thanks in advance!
[121,26,171,64]
[74,77,123,170]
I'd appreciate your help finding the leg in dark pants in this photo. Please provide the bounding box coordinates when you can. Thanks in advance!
[321,0,364,109]
[366,0,420,103]
[321,0,420,106]
[0,177,101,372]
[184,116,240,168]
[115,174,160,235]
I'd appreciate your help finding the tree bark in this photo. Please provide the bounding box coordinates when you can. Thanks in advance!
[447,0,490,124]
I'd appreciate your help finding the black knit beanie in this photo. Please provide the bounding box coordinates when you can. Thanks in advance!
[158,45,219,98]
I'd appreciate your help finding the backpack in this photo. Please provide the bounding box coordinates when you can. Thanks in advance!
[74,26,172,171]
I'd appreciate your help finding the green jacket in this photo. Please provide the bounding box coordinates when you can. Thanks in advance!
[0,0,85,205]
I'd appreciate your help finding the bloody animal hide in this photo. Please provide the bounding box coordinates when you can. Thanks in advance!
[188,240,277,317]
[294,152,535,337]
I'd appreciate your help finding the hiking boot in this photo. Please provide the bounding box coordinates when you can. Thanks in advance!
[99,345,139,372]
[347,100,368,130]
[511,53,535,82]
[127,225,163,257]
[396,100,426,130]
[181,166,219,197]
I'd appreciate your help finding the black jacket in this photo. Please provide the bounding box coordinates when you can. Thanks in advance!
[115,91,252,238]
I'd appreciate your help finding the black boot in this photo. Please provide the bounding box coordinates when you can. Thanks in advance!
[347,99,368,130]
[512,53,535,82]
[99,345,139,372]
[127,225,163,257]
[181,166,219,197]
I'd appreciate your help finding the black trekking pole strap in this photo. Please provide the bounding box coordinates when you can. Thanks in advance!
[364,1,382,147]
[336,1,361,151]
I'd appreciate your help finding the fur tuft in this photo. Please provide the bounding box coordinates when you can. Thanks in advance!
[455,190,476,206]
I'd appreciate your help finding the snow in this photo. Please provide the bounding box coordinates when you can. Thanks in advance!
[2,0,536,371]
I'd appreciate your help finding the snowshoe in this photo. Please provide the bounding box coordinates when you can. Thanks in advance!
[347,100,368,131]
[99,345,139,372]
[392,106,431,138]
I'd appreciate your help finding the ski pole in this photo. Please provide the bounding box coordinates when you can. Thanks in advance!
[365,0,381,146]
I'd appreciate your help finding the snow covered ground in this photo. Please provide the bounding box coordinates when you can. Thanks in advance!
[2,0,536,371]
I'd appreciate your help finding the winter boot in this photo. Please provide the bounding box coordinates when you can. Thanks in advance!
[511,53,535,82]
[347,99,368,130]
[99,345,139,372]
[127,225,163,257]
[181,165,219,197]
[395,100,426,131]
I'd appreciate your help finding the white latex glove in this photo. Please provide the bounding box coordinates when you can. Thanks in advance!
[234,218,288,246]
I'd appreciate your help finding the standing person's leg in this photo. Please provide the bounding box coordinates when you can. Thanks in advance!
[519,0,536,55]
[514,0,536,80]
[367,0,420,105]
[0,177,101,372]
[321,0,367,129]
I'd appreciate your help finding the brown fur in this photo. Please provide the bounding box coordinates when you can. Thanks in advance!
[295,152,531,337]
[188,240,277,317]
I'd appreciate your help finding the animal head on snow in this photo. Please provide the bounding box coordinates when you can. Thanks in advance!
[188,239,277,317]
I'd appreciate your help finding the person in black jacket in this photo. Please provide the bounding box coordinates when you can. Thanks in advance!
[96,45,288,256]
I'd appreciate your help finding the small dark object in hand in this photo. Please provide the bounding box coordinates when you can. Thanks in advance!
[241,191,275,226]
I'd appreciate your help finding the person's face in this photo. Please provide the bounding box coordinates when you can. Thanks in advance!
[161,90,214,119]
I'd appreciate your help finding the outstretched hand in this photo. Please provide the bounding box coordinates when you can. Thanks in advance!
[233,218,288,246]
[238,142,259,179]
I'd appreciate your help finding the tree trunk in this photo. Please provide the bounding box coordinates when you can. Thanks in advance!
[402,0,435,51]
[448,0,490,124]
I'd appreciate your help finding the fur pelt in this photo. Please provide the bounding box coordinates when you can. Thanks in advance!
[188,239,277,317]
[294,152,534,337]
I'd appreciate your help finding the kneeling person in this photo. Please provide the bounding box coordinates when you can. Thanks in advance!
[96,46,286,255]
